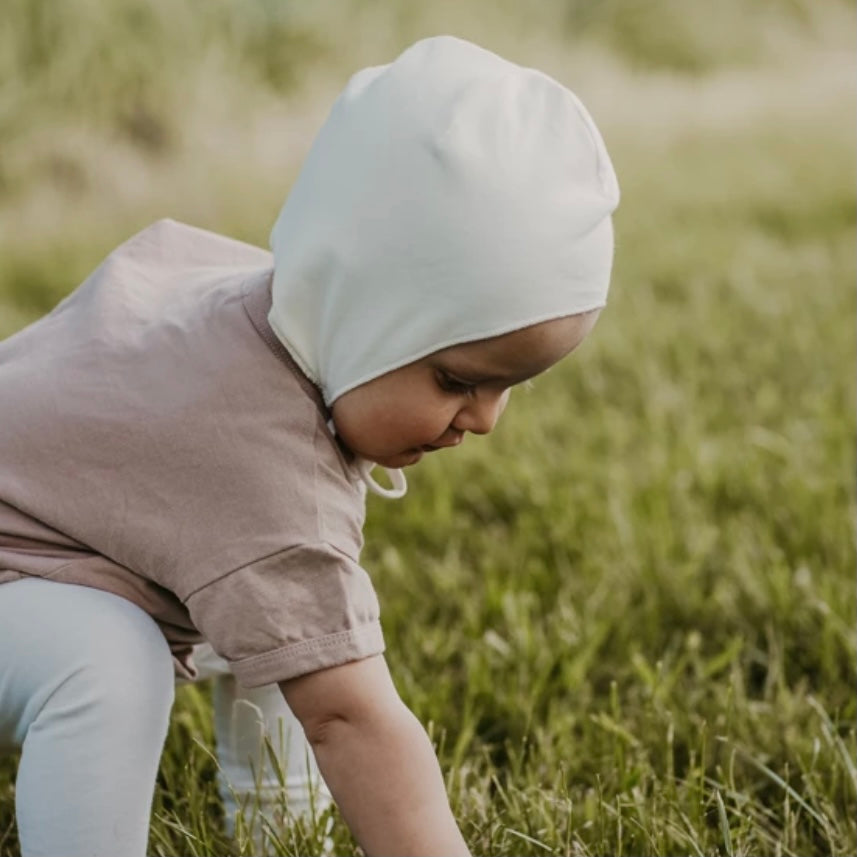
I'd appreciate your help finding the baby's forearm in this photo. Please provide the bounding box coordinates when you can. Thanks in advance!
[280,655,469,855]
[306,699,469,856]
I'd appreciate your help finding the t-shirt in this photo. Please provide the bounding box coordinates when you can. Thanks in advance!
[0,219,384,686]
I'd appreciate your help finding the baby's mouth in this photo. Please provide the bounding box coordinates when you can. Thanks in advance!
[422,435,463,452]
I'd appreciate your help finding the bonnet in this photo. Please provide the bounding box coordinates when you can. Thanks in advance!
[268,36,619,495]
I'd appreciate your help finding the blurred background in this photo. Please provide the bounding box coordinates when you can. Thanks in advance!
[1,2,855,855]
[0,0,853,327]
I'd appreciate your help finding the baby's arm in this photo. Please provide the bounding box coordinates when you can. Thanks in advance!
[280,654,470,857]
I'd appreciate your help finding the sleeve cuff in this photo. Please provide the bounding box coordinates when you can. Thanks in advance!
[229,620,385,687]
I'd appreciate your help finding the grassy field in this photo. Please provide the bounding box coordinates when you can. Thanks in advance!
[1,2,855,855]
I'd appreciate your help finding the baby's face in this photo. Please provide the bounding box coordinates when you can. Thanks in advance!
[331,311,599,469]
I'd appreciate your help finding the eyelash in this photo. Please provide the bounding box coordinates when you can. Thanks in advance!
[437,371,477,397]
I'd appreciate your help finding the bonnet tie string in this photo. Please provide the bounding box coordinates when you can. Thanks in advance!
[327,418,408,499]
[356,458,408,499]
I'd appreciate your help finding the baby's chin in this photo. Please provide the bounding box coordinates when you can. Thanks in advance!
[368,448,426,469]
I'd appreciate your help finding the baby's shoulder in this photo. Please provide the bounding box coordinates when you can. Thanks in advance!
[112,218,272,272]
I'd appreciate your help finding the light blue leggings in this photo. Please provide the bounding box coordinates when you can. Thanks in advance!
[0,578,328,857]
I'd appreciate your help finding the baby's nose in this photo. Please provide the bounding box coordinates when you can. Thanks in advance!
[455,390,509,435]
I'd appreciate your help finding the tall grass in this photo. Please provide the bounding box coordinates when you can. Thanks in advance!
[0,1,854,855]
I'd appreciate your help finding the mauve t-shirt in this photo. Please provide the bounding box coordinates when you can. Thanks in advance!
[0,219,384,686]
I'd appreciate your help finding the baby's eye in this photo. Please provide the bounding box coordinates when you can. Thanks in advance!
[436,370,477,397]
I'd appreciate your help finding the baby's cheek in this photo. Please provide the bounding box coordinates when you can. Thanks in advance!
[329,400,368,453]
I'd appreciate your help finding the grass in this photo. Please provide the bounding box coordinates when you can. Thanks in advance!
[1,2,855,855]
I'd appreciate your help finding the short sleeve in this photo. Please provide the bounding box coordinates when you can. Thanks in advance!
[185,542,384,687]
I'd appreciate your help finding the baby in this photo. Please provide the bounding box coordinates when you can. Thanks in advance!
[0,36,618,856]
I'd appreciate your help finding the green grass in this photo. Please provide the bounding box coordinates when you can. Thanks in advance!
[1,2,855,855]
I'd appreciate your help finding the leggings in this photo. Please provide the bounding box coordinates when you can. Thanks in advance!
[0,578,328,857]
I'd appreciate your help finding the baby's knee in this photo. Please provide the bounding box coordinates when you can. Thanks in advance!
[2,581,176,749]
[33,589,176,742]
[72,624,174,728]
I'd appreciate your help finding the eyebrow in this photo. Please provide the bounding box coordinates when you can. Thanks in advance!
[439,364,535,388]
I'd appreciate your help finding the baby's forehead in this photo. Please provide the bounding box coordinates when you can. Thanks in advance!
[428,313,599,382]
